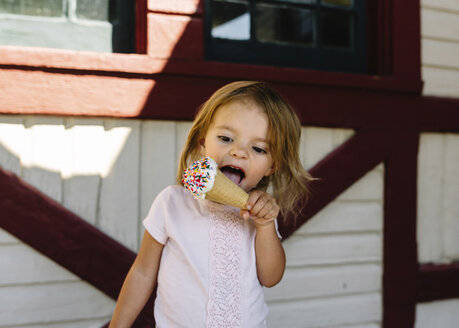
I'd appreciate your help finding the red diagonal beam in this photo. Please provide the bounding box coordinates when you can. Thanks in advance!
[279,130,389,239]
[0,168,154,326]
[417,262,459,303]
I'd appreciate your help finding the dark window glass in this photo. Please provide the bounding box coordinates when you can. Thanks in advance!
[320,10,352,49]
[205,0,367,73]
[212,0,250,40]
[256,4,315,46]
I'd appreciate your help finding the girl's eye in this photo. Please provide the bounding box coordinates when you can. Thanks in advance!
[253,146,267,154]
[218,136,232,142]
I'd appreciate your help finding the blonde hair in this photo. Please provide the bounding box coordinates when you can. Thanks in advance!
[177,81,313,222]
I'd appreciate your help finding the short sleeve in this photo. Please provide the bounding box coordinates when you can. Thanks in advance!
[143,187,174,245]
[274,219,282,240]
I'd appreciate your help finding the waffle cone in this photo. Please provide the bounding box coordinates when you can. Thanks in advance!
[206,169,249,209]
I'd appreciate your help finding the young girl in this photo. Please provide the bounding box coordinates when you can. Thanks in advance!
[109,81,312,327]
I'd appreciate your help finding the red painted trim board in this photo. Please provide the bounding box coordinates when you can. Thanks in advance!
[382,132,419,328]
[417,263,459,303]
[136,0,148,54]
[0,167,154,326]
[278,129,389,239]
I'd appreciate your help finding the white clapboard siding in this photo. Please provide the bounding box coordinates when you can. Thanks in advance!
[297,201,382,235]
[98,119,140,251]
[140,120,177,241]
[418,133,459,263]
[337,165,384,201]
[21,116,65,203]
[422,66,459,97]
[443,134,459,260]
[1,115,382,328]
[421,3,459,98]
[415,299,459,328]
[417,134,444,262]
[0,282,114,326]
[267,293,381,328]
[62,118,105,225]
[12,318,112,328]
[0,228,18,245]
[264,264,381,301]
[422,0,459,12]
[175,121,193,164]
[284,233,382,267]
[0,115,24,176]
[300,127,354,169]
[421,8,459,42]
[423,39,459,69]
[0,243,76,285]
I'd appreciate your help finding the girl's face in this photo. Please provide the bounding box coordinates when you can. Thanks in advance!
[199,100,275,192]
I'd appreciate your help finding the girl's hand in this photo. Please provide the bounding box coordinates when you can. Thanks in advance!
[240,190,279,228]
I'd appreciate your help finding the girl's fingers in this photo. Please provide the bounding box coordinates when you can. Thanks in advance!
[246,191,279,220]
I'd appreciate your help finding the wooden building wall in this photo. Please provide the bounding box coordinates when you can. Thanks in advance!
[415,0,459,325]
[0,0,458,327]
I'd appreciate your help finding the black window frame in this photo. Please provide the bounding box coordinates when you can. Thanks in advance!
[204,0,367,74]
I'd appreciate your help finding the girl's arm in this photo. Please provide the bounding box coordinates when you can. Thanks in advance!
[241,190,286,287]
[109,231,164,327]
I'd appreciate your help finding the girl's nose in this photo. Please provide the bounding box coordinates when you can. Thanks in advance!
[230,144,248,159]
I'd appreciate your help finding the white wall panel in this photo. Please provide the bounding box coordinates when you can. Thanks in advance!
[418,133,459,263]
[297,201,382,235]
[265,264,381,301]
[268,293,381,328]
[0,244,76,285]
[422,39,459,69]
[140,120,177,242]
[62,118,105,225]
[21,116,65,203]
[98,119,140,251]
[0,282,114,326]
[284,233,381,267]
[422,8,459,41]
[422,66,459,98]
[442,134,459,260]
[422,0,459,11]
[338,165,384,201]
[0,115,24,176]
[415,299,459,328]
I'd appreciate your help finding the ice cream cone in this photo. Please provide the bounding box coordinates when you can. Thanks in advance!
[206,169,249,209]
[182,156,249,209]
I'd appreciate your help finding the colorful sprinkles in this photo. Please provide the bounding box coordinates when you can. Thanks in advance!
[182,156,218,199]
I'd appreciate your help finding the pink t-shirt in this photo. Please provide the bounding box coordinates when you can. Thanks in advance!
[143,185,270,327]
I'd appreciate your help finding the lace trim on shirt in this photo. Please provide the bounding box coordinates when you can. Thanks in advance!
[206,201,243,328]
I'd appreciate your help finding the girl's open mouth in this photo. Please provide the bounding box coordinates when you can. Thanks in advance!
[220,165,245,186]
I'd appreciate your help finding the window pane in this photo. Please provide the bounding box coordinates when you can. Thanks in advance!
[320,10,352,48]
[256,4,315,46]
[0,0,63,17]
[212,0,250,40]
[322,0,353,8]
[269,0,316,4]
[76,0,110,21]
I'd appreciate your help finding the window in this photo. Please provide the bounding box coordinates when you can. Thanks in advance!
[0,0,135,53]
[205,0,367,73]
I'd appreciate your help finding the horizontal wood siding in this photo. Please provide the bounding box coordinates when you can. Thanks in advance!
[266,165,383,327]
[417,133,459,264]
[0,115,387,328]
[415,299,459,328]
[421,0,459,97]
